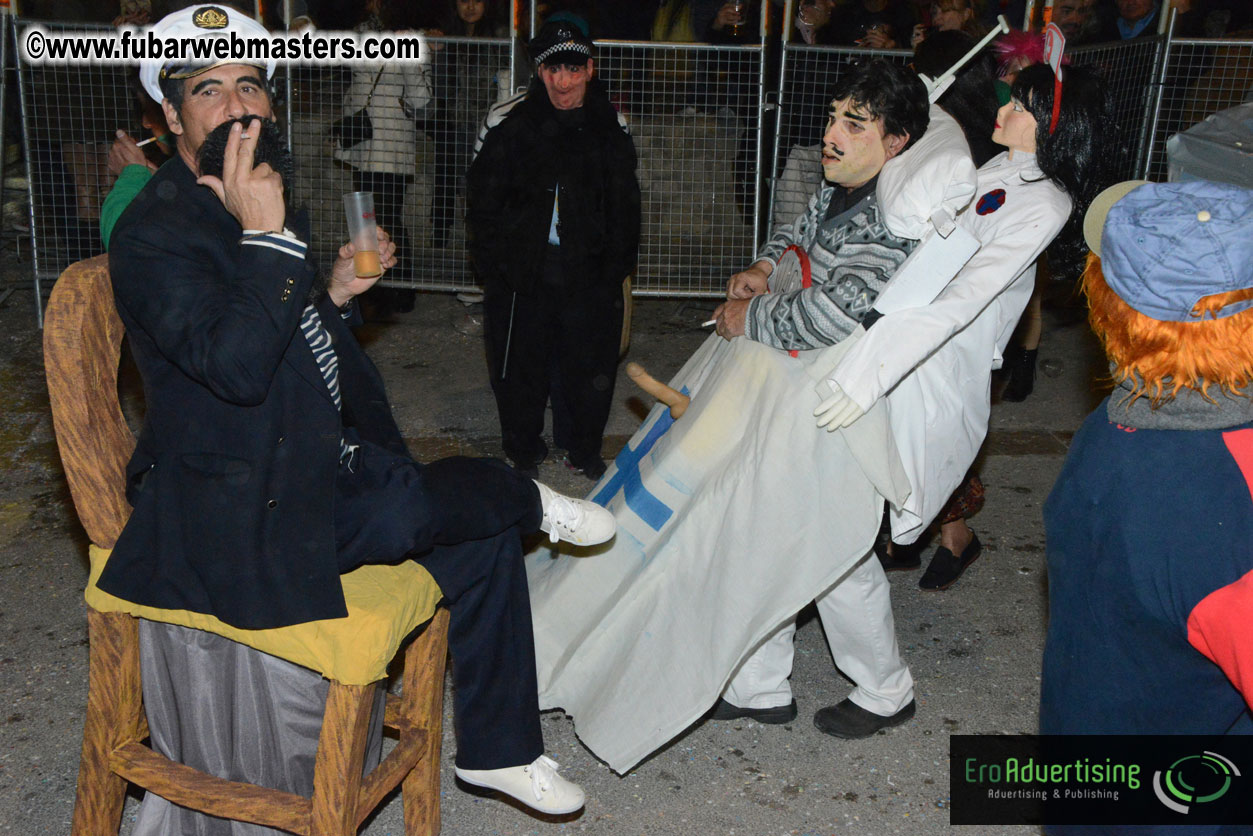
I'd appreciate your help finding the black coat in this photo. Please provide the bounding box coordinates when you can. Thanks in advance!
[100,156,408,630]
[466,77,641,297]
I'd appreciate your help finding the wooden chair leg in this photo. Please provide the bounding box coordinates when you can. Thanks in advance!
[310,683,376,836]
[72,611,143,836]
[402,608,450,836]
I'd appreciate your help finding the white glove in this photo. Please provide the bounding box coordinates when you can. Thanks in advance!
[814,383,866,431]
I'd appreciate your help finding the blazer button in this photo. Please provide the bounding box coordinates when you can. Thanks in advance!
[267,499,278,509]
[286,277,295,285]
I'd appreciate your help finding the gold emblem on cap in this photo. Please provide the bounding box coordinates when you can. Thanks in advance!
[193,6,230,29]
[1197,210,1211,222]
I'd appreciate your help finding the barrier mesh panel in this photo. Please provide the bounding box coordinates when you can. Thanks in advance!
[291,36,511,292]
[1148,37,1253,179]
[18,12,1229,315]
[595,41,762,297]
[1068,37,1162,180]
[14,23,764,300]
[14,21,130,280]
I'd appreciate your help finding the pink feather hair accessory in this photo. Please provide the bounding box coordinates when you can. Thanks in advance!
[993,29,1068,76]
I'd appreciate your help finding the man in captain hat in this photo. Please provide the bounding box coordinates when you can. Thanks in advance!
[102,5,615,826]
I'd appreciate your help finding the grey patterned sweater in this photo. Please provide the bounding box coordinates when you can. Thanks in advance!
[746,179,916,351]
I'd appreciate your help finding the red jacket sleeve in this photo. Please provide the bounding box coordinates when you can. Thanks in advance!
[1188,569,1253,709]
[1187,427,1253,709]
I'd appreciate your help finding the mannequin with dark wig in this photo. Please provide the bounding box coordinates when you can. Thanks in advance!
[1010,63,1114,278]
[872,60,1115,590]
[999,62,1117,401]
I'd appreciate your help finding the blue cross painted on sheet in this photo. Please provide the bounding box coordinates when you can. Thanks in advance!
[591,386,691,532]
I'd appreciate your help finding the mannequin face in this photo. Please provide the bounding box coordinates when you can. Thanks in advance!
[992,97,1038,157]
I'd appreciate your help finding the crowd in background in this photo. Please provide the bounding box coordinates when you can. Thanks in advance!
[9,0,1251,288]
[14,0,1253,41]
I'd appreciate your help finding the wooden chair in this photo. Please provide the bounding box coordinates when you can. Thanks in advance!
[45,255,450,836]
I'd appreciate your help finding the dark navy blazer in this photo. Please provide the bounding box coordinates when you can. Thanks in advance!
[101,155,408,630]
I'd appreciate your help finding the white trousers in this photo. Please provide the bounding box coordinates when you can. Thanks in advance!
[723,551,914,717]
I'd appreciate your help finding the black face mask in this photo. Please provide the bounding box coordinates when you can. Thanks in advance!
[197,115,295,208]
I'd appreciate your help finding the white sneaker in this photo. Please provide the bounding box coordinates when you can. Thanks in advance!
[534,481,616,546]
[455,754,586,815]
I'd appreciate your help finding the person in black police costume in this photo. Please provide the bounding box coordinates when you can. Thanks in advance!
[103,3,616,817]
[467,15,641,481]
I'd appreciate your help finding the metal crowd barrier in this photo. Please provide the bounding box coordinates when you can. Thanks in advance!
[1145,36,1253,179]
[13,19,126,324]
[595,39,764,296]
[354,37,767,298]
[288,35,513,291]
[8,10,1248,324]
[10,18,768,321]
[1067,37,1162,180]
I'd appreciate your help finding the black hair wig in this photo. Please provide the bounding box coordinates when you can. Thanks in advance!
[830,57,930,151]
[1011,62,1116,279]
[913,30,1000,166]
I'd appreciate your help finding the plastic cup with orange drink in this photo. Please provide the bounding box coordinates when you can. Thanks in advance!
[343,191,383,278]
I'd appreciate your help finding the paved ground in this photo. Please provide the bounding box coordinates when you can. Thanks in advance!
[0,273,1109,836]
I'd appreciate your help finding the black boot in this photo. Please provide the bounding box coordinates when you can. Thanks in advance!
[1002,347,1037,402]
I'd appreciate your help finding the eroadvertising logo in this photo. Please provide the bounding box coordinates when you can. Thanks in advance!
[949,736,1251,826]
[1152,751,1240,814]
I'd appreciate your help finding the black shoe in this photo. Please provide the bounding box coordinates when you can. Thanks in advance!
[1001,348,1037,402]
[872,511,920,570]
[813,698,915,739]
[562,453,607,481]
[918,532,982,590]
[709,698,798,724]
[875,539,922,571]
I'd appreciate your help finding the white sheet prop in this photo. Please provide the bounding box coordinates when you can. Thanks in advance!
[525,105,981,774]
[527,336,886,774]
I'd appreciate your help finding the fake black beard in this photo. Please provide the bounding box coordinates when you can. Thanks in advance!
[197,116,296,205]
[198,117,328,300]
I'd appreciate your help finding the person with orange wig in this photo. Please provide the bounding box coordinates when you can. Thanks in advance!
[1040,180,1253,750]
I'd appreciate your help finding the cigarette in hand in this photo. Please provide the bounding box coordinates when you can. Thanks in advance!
[134,136,158,147]
[702,319,717,327]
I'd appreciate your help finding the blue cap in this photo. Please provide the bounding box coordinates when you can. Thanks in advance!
[1101,180,1253,322]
